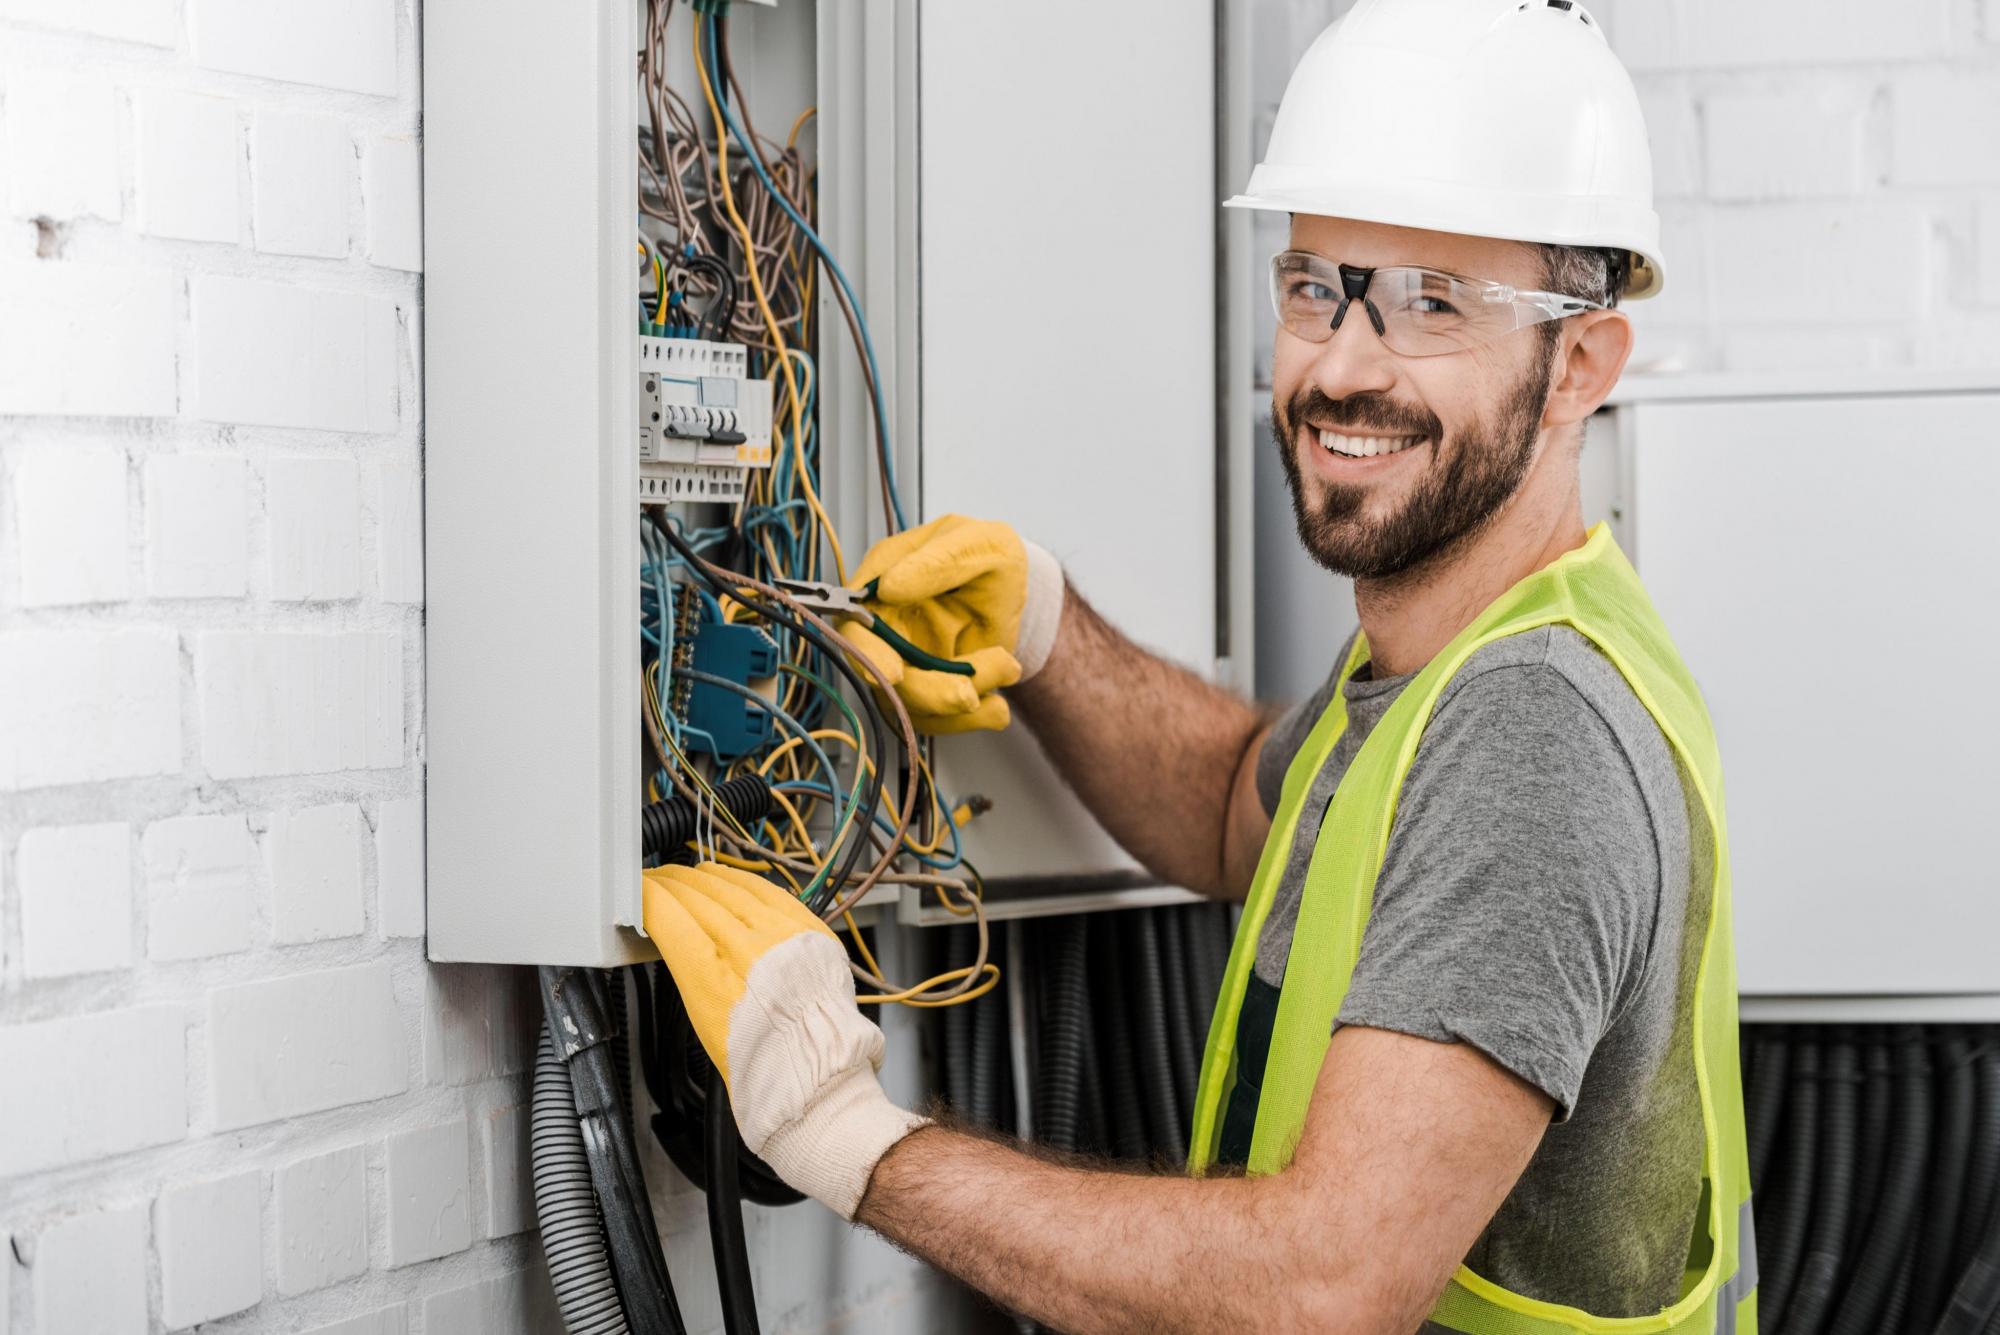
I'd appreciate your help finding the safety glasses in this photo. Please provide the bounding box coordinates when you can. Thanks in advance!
[1270,250,1605,358]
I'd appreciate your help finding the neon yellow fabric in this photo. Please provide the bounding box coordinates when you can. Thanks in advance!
[1188,525,1755,1334]
[847,514,1028,732]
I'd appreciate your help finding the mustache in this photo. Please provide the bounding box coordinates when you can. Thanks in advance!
[1281,387,1442,442]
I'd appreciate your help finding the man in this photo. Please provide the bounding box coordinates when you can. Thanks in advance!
[646,1,1755,1331]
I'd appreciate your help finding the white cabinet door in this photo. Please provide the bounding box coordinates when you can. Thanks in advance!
[919,2,1218,883]
[1627,393,2000,996]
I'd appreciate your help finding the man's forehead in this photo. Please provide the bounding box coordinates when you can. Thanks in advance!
[1287,213,1541,284]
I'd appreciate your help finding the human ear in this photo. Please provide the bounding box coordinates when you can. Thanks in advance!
[1540,310,1635,429]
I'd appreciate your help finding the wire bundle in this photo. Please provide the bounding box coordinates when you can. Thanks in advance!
[1743,1023,2000,1335]
[631,1,993,1012]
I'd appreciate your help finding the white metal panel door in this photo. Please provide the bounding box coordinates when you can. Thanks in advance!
[918,2,1217,882]
[1626,393,2000,996]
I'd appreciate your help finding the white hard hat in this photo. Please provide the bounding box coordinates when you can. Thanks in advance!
[1231,0,1665,300]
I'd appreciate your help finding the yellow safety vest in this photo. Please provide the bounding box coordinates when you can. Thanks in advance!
[1188,524,1757,1335]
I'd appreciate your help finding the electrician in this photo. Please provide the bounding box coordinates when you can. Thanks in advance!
[646,1,1755,1331]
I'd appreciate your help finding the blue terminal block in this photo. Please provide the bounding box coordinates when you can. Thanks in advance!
[682,621,779,760]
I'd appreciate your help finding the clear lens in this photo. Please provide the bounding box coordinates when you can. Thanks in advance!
[1269,251,1597,357]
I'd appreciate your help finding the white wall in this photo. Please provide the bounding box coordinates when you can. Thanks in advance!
[1247,0,2000,700]
[0,1,966,1330]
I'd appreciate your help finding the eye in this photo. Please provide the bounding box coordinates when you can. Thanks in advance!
[1410,295,1461,317]
[1286,278,1337,304]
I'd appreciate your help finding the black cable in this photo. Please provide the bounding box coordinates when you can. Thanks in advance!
[657,521,895,909]
[1784,1035,1856,1335]
[539,966,688,1335]
[1918,1035,1977,1329]
[1126,910,1185,1163]
[1829,1027,1933,1335]
[705,1066,762,1335]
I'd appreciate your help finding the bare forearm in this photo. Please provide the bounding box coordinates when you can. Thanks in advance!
[1013,585,1266,896]
[857,1126,1364,1334]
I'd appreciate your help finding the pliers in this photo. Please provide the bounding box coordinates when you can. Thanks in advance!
[770,577,976,677]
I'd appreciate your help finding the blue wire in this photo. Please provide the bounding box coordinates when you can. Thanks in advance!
[774,780,965,871]
[706,17,907,529]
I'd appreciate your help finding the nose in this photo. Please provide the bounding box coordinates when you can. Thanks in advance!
[1298,307,1398,404]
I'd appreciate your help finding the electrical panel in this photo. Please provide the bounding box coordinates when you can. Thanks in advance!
[423,0,1244,967]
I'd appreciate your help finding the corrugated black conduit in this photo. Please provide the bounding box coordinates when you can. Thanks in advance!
[641,776,772,867]
[1919,1037,1978,1328]
[1829,1029,1933,1335]
[1784,1036,1855,1335]
[1762,1037,1821,1328]
[969,925,1011,1132]
[1125,910,1186,1164]
[1089,916,1151,1161]
[1033,919,1092,1152]
[1158,909,1203,1131]
[943,925,977,1117]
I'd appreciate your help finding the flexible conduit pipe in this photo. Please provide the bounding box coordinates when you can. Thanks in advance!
[943,926,977,1117]
[1089,916,1150,1161]
[1126,910,1184,1163]
[1953,1044,2000,1287]
[1828,1028,1933,1335]
[531,1025,632,1335]
[1937,1048,2000,1335]
[1159,909,1203,1131]
[970,924,1007,1130]
[1918,1036,1978,1329]
[1760,1037,1820,1329]
[1783,1037,1856,1335]
[1745,1032,1790,1196]
[1034,919,1091,1152]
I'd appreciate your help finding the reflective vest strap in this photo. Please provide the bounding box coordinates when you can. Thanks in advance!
[1186,633,1370,1172]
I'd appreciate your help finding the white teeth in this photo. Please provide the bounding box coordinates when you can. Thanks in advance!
[1316,428,1422,459]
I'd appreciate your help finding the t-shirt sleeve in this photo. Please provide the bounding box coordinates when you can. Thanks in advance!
[1255,634,1357,817]
[1334,661,1664,1120]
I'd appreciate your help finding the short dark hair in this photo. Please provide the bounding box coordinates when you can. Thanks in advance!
[1538,244,1630,310]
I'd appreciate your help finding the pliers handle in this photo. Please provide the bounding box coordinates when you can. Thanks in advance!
[769,578,976,678]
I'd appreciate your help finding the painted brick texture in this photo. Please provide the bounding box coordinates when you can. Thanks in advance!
[0,3,550,1332]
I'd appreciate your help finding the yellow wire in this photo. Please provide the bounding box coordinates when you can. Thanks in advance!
[694,16,846,582]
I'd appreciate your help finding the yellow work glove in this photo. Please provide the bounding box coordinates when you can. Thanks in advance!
[642,862,929,1218]
[843,514,1065,734]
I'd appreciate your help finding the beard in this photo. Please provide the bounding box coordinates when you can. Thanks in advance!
[1273,352,1556,582]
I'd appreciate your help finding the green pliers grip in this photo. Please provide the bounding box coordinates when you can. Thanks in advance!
[858,579,976,677]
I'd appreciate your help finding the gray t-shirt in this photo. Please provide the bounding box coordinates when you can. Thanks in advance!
[1244,624,1711,1321]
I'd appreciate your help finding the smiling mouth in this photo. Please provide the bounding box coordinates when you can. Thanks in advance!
[1314,427,1426,459]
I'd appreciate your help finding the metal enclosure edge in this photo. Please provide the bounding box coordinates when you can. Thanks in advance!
[423,0,646,965]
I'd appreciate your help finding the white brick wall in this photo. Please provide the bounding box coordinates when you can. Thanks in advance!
[0,4,551,1331]
[1250,0,2000,379]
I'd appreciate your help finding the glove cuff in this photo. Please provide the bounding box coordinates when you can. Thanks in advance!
[754,1063,930,1219]
[1015,540,1066,682]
